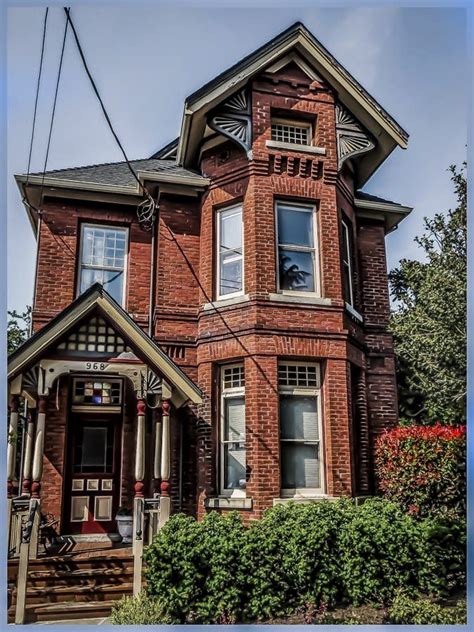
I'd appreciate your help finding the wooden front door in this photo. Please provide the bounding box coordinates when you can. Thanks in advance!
[64,414,122,534]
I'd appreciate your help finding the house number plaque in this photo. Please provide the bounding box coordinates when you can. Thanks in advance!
[85,362,108,371]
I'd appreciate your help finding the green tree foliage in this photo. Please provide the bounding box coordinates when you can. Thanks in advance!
[7,307,31,355]
[389,163,467,424]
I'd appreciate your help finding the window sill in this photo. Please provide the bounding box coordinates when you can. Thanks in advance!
[203,294,250,311]
[345,303,364,322]
[273,496,336,506]
[205,497,253,510]
[268,293,332,307]
[266,140,326,155]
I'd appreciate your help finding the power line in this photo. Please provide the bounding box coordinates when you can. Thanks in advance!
[63,6,276,393]
[24,7,49,195]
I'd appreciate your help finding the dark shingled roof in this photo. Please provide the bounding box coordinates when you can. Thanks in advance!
[29,158,204,189]
[355,191,399,206]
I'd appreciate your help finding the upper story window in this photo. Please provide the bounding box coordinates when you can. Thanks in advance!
[278,362,323,496]
[220,364,246,496]
[78,224,128,306]
[276,201,319,294]
[271,118,311,146]
[216,204,243,299]
[341,218,355,307]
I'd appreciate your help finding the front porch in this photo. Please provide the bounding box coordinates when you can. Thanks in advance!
[7,284,202,623]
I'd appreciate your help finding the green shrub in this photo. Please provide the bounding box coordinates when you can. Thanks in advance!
[241,500,354,619]
[144,499,465,623]
[388,592,467,624]
[109,592,175,625]
[375,423,466,520]
[144,511,246,624]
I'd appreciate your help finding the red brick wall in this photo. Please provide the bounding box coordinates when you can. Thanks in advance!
[31,62,398,526]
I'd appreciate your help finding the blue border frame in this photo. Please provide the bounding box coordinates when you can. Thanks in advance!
[1,1,471,629]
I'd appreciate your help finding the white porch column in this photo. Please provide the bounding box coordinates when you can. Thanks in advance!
[159,399,171,527]
[21,407,36,496]
[153,409,162,495]
[31,396,47,499]
[133,398,146,596]
[7,395,20,498]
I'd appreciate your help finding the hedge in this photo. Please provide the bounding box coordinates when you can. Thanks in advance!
[142,499,465,624]
[375,423,466,520]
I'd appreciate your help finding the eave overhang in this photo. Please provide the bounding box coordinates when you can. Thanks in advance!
[354,196,413,234]
[176,22,408,187]
[8,284,203,406]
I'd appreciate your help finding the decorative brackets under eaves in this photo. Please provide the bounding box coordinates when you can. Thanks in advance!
[208,89,252,155]
[335,103,375,170]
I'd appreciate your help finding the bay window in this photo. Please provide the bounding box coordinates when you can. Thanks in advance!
[78,224,128,306]
[279,363,323,495]
[341,218,355,307]
[220,364,246,496]
[216,204,243,299]
[276,201,319,294]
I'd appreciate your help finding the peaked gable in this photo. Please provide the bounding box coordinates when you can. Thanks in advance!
[8,284,202,405]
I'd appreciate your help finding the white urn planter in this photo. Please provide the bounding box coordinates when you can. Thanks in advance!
[116,514,133,544]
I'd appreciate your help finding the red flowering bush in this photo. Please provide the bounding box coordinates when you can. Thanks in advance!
[375,423,466,520]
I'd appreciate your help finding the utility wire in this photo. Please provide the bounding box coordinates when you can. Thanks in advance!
[64,6,276,392]
[24,7,49,195]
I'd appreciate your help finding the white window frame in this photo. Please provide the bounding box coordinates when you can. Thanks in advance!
[271,117,312,146]
[77,223,129,307]
[341,218,354,307]
[216,204,244,301]
[220,363,246,498]
[275,201,321,297]
[279,362,325,498]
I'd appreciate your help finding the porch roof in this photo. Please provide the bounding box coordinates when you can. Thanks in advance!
[8,284,202,406]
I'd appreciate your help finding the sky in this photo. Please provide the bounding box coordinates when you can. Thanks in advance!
[6,4,468,313]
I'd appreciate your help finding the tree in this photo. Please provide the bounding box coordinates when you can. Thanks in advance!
[389,163,466,425]
[7,307,31,355]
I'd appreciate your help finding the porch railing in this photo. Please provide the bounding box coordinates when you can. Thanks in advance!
[132,496,161,595]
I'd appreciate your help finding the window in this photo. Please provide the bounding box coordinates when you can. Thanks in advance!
[341,218,354,306]
[78,225,128,305]
[220,364,246,496]
[72,378,122,406]
[271,118,311,146]
[279,363,323,495]
[216,205,243,299]
[276,201,319,293]
[73,425,114,474]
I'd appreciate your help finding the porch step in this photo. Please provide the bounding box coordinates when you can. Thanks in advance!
[17,599,117,623]
[8,550,134,623]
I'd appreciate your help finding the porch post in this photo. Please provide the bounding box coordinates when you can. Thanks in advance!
[159,399,171,527]
[21,407,36,496]
[7,395,20,498]
[31,396,47,499]
[133,398,146,596]
[153,408,162,495]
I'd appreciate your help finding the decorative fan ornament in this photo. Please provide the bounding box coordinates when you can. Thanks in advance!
[208,88,252,155]
[335,103,375,169]
[141,369,162,408]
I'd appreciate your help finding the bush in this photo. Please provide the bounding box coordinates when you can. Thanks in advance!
[109,592,175,625]
[387,592,467,625]
[144,499,464,623]
[375,423,466,520]
[144,511,246,623]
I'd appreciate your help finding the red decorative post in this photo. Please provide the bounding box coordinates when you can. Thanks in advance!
[7,395,20,498]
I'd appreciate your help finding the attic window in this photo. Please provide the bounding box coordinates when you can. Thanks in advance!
[271,119,311,146]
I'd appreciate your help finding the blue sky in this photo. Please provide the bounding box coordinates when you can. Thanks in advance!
[6,5,467,313]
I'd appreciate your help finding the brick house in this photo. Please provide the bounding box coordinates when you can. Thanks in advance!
[7,22,412,619]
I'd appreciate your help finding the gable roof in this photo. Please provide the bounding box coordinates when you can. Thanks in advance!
[176,21,408,184]
[8,284,202,406]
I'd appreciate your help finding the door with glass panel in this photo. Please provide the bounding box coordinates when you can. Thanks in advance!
[64,414,121,534]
